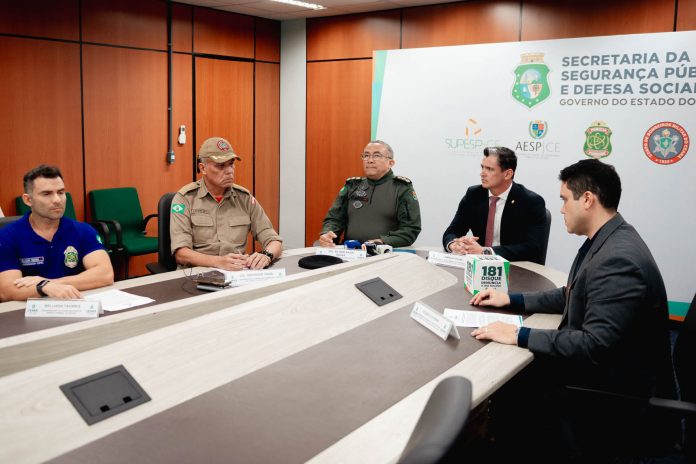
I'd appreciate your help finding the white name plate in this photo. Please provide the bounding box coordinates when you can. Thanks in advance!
[25,298,101,319]
[225,269,287,287]
[427,250,468,269]
[443,308,523,328]
[410,301,460,341]
[315,248,367,262]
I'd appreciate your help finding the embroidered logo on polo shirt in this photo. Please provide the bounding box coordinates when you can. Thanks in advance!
[20,257,44,266]
[64,246,78,269]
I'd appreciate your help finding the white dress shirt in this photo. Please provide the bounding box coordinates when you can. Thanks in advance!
[489,183,513,247]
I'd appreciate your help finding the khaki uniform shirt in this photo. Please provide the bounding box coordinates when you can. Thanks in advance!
[170,180,281,257]
[321,170,421,247]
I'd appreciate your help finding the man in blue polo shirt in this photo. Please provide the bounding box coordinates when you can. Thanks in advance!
[0,165,114,301]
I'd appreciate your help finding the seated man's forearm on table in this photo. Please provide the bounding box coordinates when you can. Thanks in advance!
[50,250,114,290]
[174,247,229,269]
[174,240,283,270]
[0,251,113,301]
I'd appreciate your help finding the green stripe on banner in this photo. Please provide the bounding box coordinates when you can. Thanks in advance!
[668,300,690,320]
[371,50,387,140]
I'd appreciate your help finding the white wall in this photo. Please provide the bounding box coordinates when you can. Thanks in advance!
[279,19,307,248]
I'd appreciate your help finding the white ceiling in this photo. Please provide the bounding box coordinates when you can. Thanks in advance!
[177,0,461,21]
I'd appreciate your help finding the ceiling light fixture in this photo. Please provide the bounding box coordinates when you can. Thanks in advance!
[270,0,326,10]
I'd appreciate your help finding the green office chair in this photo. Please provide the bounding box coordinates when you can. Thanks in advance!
[89,187,158,279]
[16,192,77,219]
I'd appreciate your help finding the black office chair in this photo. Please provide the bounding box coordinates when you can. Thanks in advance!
[15,193,111,248]
[146,193,177,274]
[538,208,552,265]
[566,293,696,460]
[398,376,472,464]
[0,216,22,229]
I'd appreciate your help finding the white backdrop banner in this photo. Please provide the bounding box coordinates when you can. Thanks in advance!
[372,31,695,316]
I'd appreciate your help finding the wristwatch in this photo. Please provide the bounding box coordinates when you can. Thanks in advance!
[36,279,50,297]
[259,250,274,261]
[482,247,494,255]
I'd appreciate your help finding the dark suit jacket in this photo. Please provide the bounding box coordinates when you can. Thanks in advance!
[524,213,675,398]
[521,214,677,454]
[442,182,547,263]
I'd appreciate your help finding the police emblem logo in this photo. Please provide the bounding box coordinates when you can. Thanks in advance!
[529,120,548,139]
[512,53,551,109]
[583,121,613,159]
[217,139,230,151]
[64,246,79,269]
[643,122,689,165]
[171,203,185,214]
[353,201,363,209]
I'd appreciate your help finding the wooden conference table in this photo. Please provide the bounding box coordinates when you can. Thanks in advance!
[0,248,565,464]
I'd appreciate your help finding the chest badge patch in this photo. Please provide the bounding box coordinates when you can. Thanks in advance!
[64,246,79,269]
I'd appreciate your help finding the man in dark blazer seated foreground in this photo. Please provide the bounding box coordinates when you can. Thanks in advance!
[442,146,547,263]
[470,159,677,461]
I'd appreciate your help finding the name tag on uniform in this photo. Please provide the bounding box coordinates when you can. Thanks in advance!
[410,301,460,341]
[427,251,468,269]
[25,299,101,318]
[315,248,367,261]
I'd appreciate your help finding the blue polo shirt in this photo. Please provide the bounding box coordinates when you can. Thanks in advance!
[0,213,104,279]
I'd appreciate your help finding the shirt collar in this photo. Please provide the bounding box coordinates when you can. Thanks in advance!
[368,169,394,186]
[197,179,233,200]
[489,182,513,201]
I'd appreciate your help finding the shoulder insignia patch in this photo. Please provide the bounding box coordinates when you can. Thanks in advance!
[177,181,200,195]
[395,175,413,184]
[346,176,364,183]
[231,183,251,195]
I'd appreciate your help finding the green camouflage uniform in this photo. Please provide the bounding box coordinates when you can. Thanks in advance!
[321,170,421,247]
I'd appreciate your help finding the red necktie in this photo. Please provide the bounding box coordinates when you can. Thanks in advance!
[485,196,499,247]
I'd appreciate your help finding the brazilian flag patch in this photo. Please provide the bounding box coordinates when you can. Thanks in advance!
[171,203,185,214]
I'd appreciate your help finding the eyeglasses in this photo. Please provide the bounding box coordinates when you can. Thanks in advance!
[360,152,391,161]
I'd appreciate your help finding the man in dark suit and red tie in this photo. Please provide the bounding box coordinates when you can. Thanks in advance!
[442,146,547,263]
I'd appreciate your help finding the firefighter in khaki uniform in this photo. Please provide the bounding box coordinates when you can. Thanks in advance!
[170,137,282,271]
[319,140,421,248]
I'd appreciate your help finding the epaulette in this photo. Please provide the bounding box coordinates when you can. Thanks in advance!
[177,181,200,195]
[346,176,364,183]
[394,175,413,184]
[231,183,251,195]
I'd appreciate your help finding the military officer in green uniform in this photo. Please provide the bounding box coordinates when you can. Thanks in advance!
[319,140,421,248]
[170,137,282,271]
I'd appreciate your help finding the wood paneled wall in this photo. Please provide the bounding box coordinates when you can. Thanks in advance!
[254,62,281,230]
[306,60,373,245]
[305,0,693,246]
[0,0,280,277]
[0,37,83,217]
